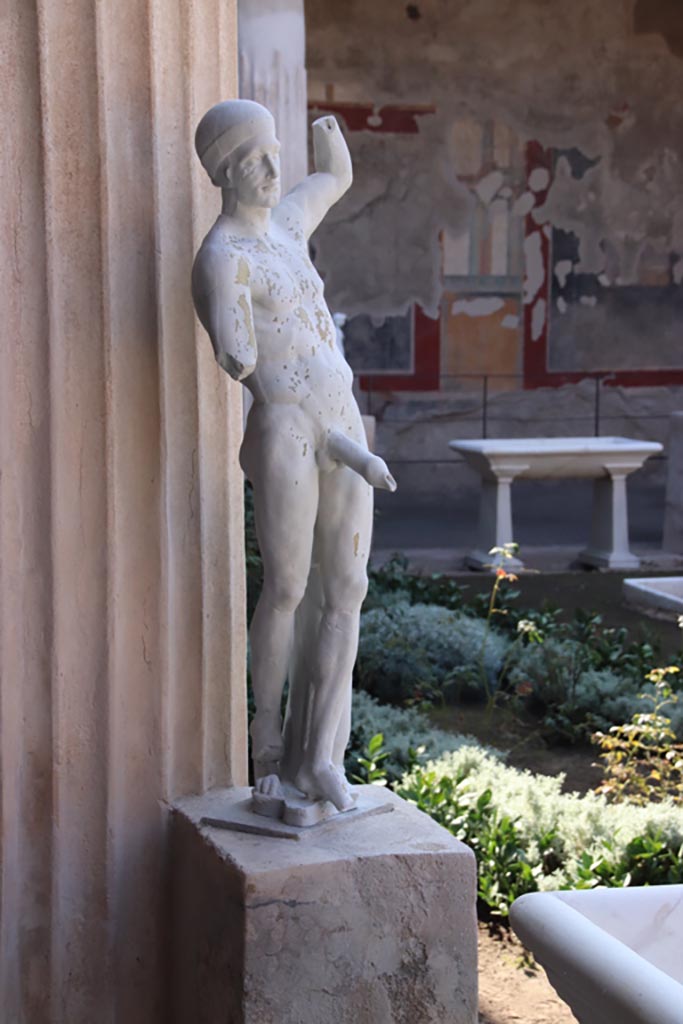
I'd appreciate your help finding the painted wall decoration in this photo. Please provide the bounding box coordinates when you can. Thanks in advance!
[309,94,683,393]
[524,142,683,388]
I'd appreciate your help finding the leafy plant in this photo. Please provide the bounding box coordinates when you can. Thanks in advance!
[567,829,683,889]
[571,609,661,681]
[474,544,521,709]
[593,667,683,805]
[476,813,543,917]
[351,732,389,786]
[508,638,651,743]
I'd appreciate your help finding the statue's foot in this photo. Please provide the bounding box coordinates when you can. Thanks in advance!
[365,454,397,493]
[294,761,356,812]
[250,711,284,766]
[251,771,285,820]
[253,772,284,798]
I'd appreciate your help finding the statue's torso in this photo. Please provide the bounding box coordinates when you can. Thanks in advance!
[209,211,364,448]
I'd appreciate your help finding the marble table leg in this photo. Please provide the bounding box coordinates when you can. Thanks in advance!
[467,474,525,571]
[580,470,640,570]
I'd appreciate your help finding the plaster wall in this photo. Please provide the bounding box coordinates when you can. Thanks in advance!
[307,0,683,317]
[306,0,683,503]
[0,3,246,1021]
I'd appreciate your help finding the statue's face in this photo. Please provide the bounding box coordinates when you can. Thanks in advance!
[228,127,281,208]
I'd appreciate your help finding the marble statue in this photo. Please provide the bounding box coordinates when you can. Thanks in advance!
[192,99,396,823]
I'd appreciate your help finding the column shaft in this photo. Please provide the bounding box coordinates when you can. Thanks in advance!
[0,3,246,1021]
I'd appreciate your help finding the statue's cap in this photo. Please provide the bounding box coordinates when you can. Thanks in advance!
[195,100,275,183]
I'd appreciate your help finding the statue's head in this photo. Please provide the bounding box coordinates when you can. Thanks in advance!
[195,99,281,209]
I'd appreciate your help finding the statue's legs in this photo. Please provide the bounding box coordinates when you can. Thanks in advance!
[293,464,373,809]
[243,406,319,783]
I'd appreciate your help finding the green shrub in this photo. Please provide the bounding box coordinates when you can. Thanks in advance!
[346,690,487,783]
[571,609,662,681]
[397,745,683,917]
[508,638,646,741]
[357,602,511,705]
[364,554,466,612]
[570,829,683,888]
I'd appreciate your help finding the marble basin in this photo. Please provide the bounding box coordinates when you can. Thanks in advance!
[448,436,662,570]
[624,576,683,620]
[510,885,683,1024]
[449,436,662,480]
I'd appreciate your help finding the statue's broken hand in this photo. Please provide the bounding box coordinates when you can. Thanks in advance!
[312,114,341,139]
[311,115,351,187]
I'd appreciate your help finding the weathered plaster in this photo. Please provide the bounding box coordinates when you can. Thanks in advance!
[311,113,474,318]
[451,297,505,317]
[307,0,683,310]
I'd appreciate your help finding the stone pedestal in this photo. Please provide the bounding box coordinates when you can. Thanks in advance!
[171,786,478,1024]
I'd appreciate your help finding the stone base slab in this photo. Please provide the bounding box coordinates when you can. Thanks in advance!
[578,546,641,570]
[197,784,394,840]
[171,786,477,1024]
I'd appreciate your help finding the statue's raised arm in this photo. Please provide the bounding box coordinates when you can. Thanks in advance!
[285,115,352,238]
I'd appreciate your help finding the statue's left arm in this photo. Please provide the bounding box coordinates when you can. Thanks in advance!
[284,116,352,238]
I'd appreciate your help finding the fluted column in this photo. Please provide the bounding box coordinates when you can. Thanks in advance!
[0,2,246,1022]
[238,0,307,193]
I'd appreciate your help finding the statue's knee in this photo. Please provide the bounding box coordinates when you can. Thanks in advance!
[264,576,307,614]
[331,571,368,612]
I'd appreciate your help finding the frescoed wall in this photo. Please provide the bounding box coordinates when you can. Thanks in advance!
[305,0,683,501]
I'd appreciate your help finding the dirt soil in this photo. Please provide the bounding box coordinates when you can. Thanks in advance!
[478,924,577,1024]
[430,702,603,795]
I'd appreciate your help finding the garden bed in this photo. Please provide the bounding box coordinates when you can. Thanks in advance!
[429,703,603,795]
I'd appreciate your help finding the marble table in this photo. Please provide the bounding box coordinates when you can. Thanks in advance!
[448,436,662,571]
[510,885,683,1024]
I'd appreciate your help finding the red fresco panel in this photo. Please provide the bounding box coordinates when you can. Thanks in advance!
[358,306,440,392]
[308,101,434,134]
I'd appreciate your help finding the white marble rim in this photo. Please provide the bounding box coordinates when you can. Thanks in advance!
[623,576,683,614]
[510,886,683,1024]
[449,437,663,455]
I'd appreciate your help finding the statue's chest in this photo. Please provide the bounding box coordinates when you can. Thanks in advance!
[246,239,324,314]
